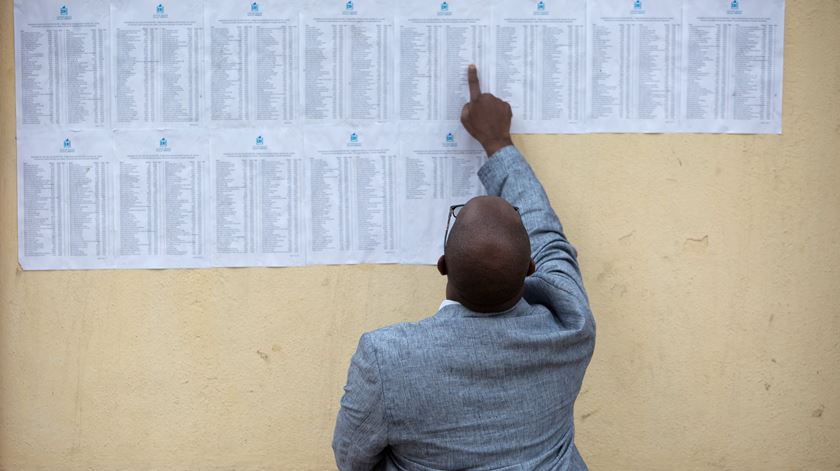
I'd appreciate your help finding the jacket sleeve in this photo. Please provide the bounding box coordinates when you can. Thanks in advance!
[333,333,388,470]
[477,145,587,299]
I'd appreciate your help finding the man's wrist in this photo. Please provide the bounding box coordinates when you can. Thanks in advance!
[483,137,514,157]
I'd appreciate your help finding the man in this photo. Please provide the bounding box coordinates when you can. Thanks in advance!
[333,65,596,470]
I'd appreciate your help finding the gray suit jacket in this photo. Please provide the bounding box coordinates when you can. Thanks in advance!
[333,146,596,470]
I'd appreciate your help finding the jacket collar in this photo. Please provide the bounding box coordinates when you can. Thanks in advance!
[434,297,532,320]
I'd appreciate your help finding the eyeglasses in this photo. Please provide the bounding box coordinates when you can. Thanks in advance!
[444,203,520,247]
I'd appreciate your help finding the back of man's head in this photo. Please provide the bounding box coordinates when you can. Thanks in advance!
[444,196,532,312]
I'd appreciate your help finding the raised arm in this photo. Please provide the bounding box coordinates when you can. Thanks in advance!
[460,65,586,295]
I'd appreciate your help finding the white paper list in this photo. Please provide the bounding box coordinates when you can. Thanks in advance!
[399,125,486,264]
[302,0,394,121]
[114,129,210,268]
[17,130,114,270]
[210,128,305,267]
[587,0,683,132]
[206,1,298,125]
[682,0,784,134]
[397,0,491,121]
[305,124,398,265]
[14,0,109,130]
[494,0,586,133]
[13,0,789,271]
[111,0,203,127]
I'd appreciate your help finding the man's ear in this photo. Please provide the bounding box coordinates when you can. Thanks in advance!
[527,259,536,276]
[437,255,448,276]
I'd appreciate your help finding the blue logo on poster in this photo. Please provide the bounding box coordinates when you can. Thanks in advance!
[446,133,455,143]
[256,135,264,146]
[345,1,353,11]
[251,2,259,13]
[156,4,164,14]
[159,137,168,148]
[537,1,545,11]
[350,133,359,143]
[60,137,75,153]
[634,0,642,9]
[731,0,739,9]
[440,2,449,11]
[60,5,68,16]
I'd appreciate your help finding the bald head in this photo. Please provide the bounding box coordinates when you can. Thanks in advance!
[442,196,533,312]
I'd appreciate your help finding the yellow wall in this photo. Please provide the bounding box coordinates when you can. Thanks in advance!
[1,0,838,469]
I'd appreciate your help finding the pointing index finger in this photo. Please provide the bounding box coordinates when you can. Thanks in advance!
[468,65,481,101]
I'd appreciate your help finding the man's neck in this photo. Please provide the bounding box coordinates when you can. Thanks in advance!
[445,283,524,314]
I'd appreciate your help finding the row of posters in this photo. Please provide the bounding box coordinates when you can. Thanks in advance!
[18,126,485,269]
[16,0,785,134]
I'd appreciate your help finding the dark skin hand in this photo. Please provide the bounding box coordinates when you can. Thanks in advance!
[460,64,514,157]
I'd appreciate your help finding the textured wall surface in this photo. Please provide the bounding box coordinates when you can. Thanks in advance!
[1,0,839,469]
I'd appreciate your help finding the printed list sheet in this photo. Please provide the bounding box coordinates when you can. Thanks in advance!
[14,0,786,270]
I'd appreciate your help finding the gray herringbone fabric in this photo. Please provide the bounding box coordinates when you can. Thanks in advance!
[333,146,596,470]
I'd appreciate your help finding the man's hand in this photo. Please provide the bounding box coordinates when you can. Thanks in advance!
[460,65,514,157]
